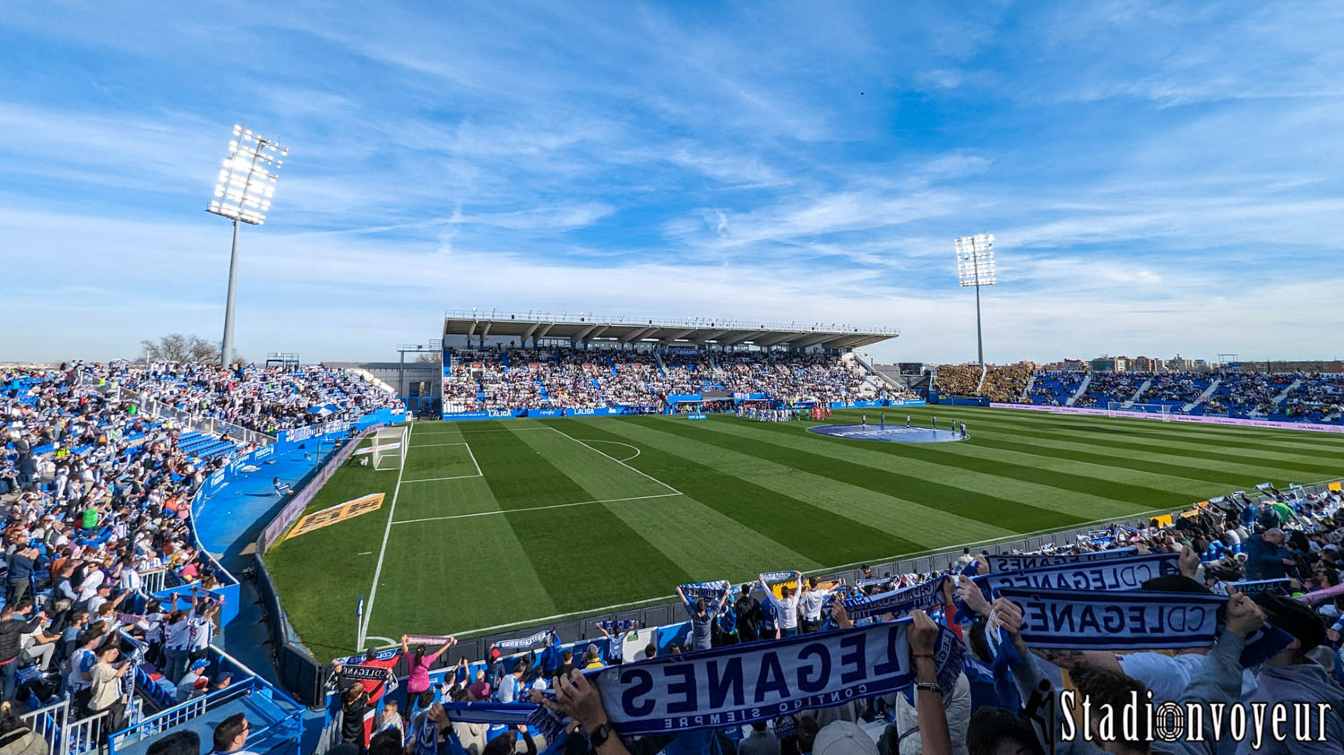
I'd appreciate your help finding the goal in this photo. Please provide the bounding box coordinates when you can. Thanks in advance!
[1106,401,1173,421]
[370,425,408,470]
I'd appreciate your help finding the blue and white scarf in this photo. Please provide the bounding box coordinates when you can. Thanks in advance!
[596,619,640,634]
[680,580,731,606]
[985,546,1138,573]
[977,552,1179,596]
[510,619,963,737]
[494,629,554,653]
[995,587,1224,650]
[844,576,946,621]
[1216,578,1291,598]
[592,618,964,734]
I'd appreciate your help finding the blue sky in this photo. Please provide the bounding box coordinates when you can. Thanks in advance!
[3,1,1343,364]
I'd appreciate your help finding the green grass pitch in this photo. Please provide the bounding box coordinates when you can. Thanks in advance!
[261,405,1344,659]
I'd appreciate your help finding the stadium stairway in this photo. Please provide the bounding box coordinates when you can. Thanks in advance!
[1066,372,1091,406]
[178,431,238,461]
[1021,372,1036,402]
[1122,377,1153,408]
[1272,378,1302,409]
[853,353,904,393]
[1183,378,1221,413]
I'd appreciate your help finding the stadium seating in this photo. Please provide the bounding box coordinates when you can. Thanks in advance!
[0,361,396,754]
[443,347,908,413]
[923,364,1344,424]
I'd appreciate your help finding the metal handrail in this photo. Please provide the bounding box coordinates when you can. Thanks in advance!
[131,392,276,446]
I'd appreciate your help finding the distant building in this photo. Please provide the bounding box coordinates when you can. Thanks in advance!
[1166,354,1194,371]
[1132,356,1160,373]
[1089,356,1117,373]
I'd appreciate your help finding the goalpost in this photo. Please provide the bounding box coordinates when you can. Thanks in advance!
[370,425,408,471]
[1106,401,1173,421]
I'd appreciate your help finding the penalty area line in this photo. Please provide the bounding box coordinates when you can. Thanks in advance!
[390,492,682,525]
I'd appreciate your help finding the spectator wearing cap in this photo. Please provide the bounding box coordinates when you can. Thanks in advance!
[176,658,210,702]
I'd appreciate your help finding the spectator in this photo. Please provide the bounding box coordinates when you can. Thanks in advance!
[739,720,781,755]
[208,713,255,755]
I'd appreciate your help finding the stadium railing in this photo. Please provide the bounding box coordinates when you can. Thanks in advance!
[131,391,276,448]
[109,646,305,755]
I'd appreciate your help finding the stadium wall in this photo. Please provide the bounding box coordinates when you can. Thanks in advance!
[991,402,1344,434]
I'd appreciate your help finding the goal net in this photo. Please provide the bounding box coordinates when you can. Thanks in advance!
[1106,401,1173,421]
[370,426,408,471]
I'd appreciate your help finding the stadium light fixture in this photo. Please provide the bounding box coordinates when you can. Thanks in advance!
[207,124,289,366]
[954,233,996,368]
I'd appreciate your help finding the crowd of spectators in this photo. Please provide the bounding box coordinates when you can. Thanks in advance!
[380,481,1344,754]
[0,363,253,747]
[978,363,1034,403]
[442,347,907,414]
[933,364,981,397]
[133,362,402,436]
[1074,372,1149,408]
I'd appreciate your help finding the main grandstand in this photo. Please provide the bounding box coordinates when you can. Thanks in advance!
[438,312,905,417]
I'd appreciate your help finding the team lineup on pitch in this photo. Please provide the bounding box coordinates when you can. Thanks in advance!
[261,404,1344,660]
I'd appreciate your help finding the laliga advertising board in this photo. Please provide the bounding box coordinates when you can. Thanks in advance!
[591,619,963,734]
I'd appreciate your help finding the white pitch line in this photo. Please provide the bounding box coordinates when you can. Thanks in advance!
[547,425,681,495]
[463,441,483,477]
[359,422,412,647]
[390,492,682,525]
[400,473,482,484]
[410,442,470,448]
[576,438,641,462]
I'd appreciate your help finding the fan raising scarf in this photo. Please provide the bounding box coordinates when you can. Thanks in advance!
[995,587,1224,650]
[844,576,946,621]
[680,580,731,607]
[493,629,554,653]
[984,546,1138,573]
[562,617,963,735]
[976,551,1179,597]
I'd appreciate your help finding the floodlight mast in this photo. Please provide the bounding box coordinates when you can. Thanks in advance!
[954,234,996,369]
[206,124,287,367]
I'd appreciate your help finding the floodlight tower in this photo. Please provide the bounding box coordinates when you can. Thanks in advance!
[207,124,288,367]
[954,234,997,368]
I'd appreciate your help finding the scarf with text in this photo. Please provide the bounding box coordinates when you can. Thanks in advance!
[976,552,1180,597]
[985,546,1138,573]
[843,576,946,621]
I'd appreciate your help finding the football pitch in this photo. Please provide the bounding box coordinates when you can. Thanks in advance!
[262,405,1344,659]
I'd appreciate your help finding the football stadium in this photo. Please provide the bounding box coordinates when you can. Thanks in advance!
[6,4,1344,755]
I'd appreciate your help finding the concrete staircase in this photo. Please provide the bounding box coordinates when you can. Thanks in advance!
[1271,378,1302,410]
[1183,379,1220,413]
[1022,373,1036,402]
[1122,377,1153,409]
[1066,373,1091,406]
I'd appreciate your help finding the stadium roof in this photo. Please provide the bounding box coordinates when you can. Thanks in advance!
[443,310,898,349]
